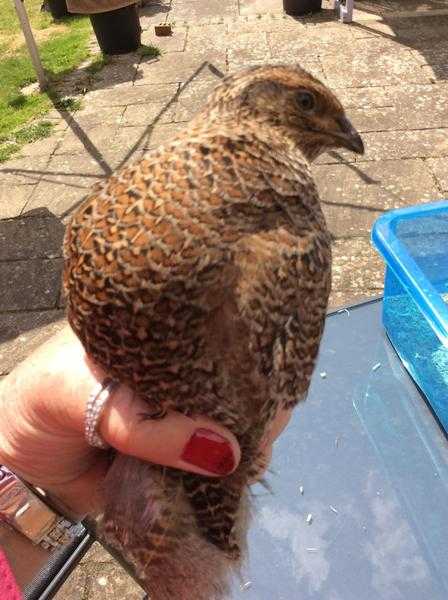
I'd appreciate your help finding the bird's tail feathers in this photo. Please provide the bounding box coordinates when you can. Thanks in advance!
[97,453,249,600]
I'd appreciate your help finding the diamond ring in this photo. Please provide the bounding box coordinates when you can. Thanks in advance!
[85,378,119,449]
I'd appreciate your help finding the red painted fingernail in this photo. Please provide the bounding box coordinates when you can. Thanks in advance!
[181,428,235,475]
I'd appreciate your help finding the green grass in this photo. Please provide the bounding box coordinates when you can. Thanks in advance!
[38,17,91,76]
[52,96,82,111]
[0,1,160,163]
[0,1,91,159]
[0,143,20,163]
[139,44,161,58]
[13,120,53,144]
[0,119,54,162]
[86,53,110,74]
[0,0,51,34]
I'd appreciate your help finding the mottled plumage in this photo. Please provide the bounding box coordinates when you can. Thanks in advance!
[63,64,364,599]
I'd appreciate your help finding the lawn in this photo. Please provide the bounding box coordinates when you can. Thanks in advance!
[0,0,92,161]
[0,2,161,163]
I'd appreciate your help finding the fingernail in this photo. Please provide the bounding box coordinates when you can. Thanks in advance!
[181,428,235,475]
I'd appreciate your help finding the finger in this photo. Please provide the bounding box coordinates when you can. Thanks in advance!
[260,407,293,450]
[248,445,273,485]
[43,457,110,518]
[26,328,240,479]
[100,385,241,478]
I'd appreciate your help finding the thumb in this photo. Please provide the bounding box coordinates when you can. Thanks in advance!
[99,384,241,477]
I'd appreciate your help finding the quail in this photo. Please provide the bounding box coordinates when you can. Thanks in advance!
[63,64,364,599]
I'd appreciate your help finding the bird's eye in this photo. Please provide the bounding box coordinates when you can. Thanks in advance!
[296,91,315,112]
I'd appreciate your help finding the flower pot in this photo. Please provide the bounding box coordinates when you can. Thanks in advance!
[283,0,322,15]
[89,4,141,55]
[47,0,70,19]
[154,24,172,36]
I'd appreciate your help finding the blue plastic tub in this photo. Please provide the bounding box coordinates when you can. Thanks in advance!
[372,200,448,432]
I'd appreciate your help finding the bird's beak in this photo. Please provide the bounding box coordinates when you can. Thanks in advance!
[336,116,365,155]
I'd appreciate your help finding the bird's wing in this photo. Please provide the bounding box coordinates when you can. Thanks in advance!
[63,136,256,417]
[232,217,331,416]
[64,132,330,420]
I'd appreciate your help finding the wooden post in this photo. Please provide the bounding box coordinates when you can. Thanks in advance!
[13,0,48,91]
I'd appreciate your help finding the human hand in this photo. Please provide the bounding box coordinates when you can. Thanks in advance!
[0,326,291,517]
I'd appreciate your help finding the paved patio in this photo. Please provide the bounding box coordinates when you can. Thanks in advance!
[1,0,447,596]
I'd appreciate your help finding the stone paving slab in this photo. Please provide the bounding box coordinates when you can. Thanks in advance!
[395,0,448,9]
[239,0,285,14]
[268,23,356,61]
[53,122,121,157]
[135,50,227,84]
[410,40,448,80]
[427,158,448,192]
[81,541,115,564]
[174,78,218,121]
[350,0,395,14]
[53,562,88,600]
[227,32,271,69]
[101,125,163,162]
[0,258,62,312]
[322,45,430,88]
[314,158,441,237]
[142,26,187,51]
[51,130,149,175]
[14,134,62,159]
[143,121,184,149]
[38,152,109,186]
[315,147,354,165]
[236,57,328,81]
[410,38,448,62]
[351,0,448,15]
[22,148,145,219]
[0,183,37,220]
[0,310,65,376]
[421,63,448,81]
[66,105,126,131]
[0,215,64,261]
[227,13,307,33]
[139,1,172,30]
[331,237,385,299]
[332,84,394,108]
[25,176,94,219]
[84,562,145,600]
[121,100,177,127]
[352,14,448,41]
[0,156,50,187]
[357,128,448,162]
[84,82,179,108]
[89,55,141,92]
[170,0,239,21]
[187,23,229,47]
[347,91,448,132]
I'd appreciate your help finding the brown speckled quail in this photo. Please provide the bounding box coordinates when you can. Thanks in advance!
[63,64,364,599]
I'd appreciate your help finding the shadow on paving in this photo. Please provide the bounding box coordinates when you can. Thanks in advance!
[139,0,171,19]
[0,60,225,222]
[297,0,447,83]
[349,2,448,82]
[61,1,172,94]
[0,208,66,369]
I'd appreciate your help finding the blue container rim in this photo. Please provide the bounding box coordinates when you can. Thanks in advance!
[371,199,448,347]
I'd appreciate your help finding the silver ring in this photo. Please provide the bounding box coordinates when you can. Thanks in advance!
[85,378,119,449]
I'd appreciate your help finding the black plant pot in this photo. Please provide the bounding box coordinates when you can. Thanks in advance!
[89,4,141,55]
[283,0,322,15]
[47,0,70,19]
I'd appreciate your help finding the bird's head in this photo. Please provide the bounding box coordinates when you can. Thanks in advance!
[205,64,364,162]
